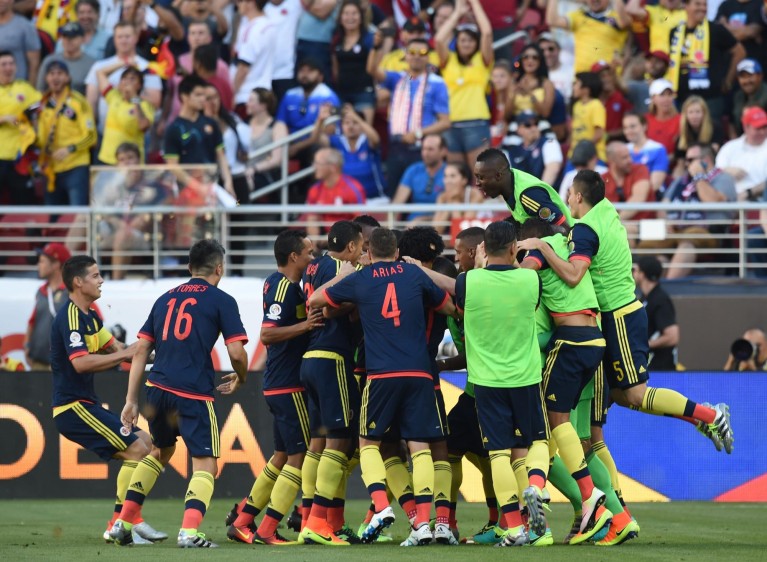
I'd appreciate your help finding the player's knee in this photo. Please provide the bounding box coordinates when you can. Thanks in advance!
[124,438,151,460]
[286,453,305,468]
[156,445,175,465]
[271,451,288,468]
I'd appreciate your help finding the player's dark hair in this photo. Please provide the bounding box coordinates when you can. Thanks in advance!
[274,230,307,266]
[327,220,362,252]
[62,255,97,291]
[484,221,517,257]
[353,214,381,228]
[189,239,226,275]
[475,147,510,168]
[432,256,457,279]
[369,227,398,259]
[519,218,557,241]
[572,169,605,206]
[178,74,209,101]
[456,226,485,248]
[0,51,14,60]
[575,71,603,98]
[398,226,445,264]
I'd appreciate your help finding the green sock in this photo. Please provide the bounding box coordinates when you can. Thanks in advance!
[586,451,624,515]
[547,455,581,511]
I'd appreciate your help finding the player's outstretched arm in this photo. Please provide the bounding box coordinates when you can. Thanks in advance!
[121,338,153,428]
[517,237,588,287]
[401,256,457,295]
[227,340,248,384]
[260,308,325,344]
[71,342,137,374]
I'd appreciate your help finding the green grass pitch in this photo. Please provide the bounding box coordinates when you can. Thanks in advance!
[1,499,765,560]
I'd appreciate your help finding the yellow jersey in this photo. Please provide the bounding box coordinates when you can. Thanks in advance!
[567,9,628,73]
[441,51,492,122]
[37,88,96,173]
[380,48,441,72]
[570,98,606,161]
[0,80,42,160]
[34,0,77,39]
[512,86,545,116]
[98,88,155,164]
[645,5,686,53]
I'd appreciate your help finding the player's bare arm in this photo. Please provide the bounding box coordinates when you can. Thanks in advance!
[260,308,325,344]
[222,339,249,393]
[518,237,588,287]
[402,255,457,295]
[120,338,153,428]
[71,345,136,374]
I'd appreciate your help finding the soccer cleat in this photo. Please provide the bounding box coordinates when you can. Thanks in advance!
[595,518,639,546]
[356,522,392,542]
[527,527,553,547]
[133,521,168,542]
[360,506,395,544]
[299,524,350,546]
[108,520,133,546]
[541,487,552,512]
[400,523,433,546]
[335,525,362,544]
[563,514,582,544]
[433,523,459,545]
[104,521,115,543]
[253,531,297,545]
[580,488,607,534]
[177,530,218,548]
[710,403,734,454]
[522,486,547,537]
[495,525,528,547]
[130,531,154,545]
[224,502,240,527]
[470,523,505,545]
[569,504,612,545]
[227,524,256,544]
[287,504,302,533]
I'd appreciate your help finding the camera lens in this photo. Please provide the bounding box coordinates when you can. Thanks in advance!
[731,338,756,362]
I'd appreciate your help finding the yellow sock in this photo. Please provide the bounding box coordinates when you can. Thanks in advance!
[116,460,138,507]
[548,433,559,457]
[642,387,688,417]
[247,459,281,511]
[552,424,587,475]
[384,456,413,501]
[181,470,215,530]
[512,457,528,506]
[448,454,463,503]
[433,460,451,508]
[592,440,621,495]
[301,451,321,504]
[334,468,349,500]
[489,450,517,511]
[360,445,387,490]
[411,449,434,498]
[315,449,347,502]
[267,465,302,517]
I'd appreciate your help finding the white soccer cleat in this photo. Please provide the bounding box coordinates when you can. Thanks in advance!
[133,521,168,542]
[522,486,547,537]
[177,530,218,548]
[495,525,528,547]
[108,520,133,546]
[400,523,433,546]
[433,523,459,545]
[710,403,734,454]
[360,505,395,543]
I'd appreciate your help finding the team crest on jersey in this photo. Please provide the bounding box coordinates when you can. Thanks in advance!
[120,426,131,436]
[204,124,214,134]
[538,207,553,222]
[69,331,83,347]
[266,304,282,320]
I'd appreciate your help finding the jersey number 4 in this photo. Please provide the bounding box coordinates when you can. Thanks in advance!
[381,283,401,327]
[162,297,197,340]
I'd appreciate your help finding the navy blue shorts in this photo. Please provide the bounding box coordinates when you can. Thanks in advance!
[301,352,361,437]
[54,401,138,461]
[360,373,443,441]
[145,386,220,457]
[474,383,549,450]
[435,385,449,437]
[601,300,650,390]
[591,364,610,427]
[543,325,606,413]
[446,392,486,457]
[264,390,311,455]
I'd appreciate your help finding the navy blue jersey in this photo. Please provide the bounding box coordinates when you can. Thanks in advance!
[50,301,115,408]
[303,255,361,356]
[138,278,248,400]
[262,271,309,391]
[324,261,450,376]
[427,309,447,379]
[569,223,600,261]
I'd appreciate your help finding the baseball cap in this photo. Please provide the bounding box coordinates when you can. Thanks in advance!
[591,60,610,73]
[60,21,84,37]
[570,140,597,167]
[742,106,767,128]
[516,110,538,125]
[649,78,674,97]
[45,59,70,75]
[646,50,670,65]
[37,242,71,264]
[737,58,763,75]
[636,255,663,282]
[537,32,559,47]
[403,16,427,33]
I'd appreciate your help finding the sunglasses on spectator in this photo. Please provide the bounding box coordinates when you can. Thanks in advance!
[518,121,537,128]
[522,53,539,60]
[407,47,429,56]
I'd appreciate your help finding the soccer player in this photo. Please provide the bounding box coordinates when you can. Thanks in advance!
[227,230,323,545]
[352,214,381,264]
[50,255,167,545]
[299,221,365,546]
[308,227,456,546]
[473,148,571,226]
[454,221,550,548]
[109,240,248,548]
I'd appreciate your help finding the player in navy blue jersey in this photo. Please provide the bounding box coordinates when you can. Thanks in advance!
[299,220,364,546]
[227,230,323,545]
[110,240,248,549]
[308,227,456,546]
[50,255,167,545]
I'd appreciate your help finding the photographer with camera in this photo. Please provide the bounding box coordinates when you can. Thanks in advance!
[724,329,767,371]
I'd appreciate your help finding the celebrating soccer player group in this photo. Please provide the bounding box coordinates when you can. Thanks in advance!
[51,148,734,549]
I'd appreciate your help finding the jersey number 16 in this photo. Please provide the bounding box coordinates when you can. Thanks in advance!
[163,297,197,340]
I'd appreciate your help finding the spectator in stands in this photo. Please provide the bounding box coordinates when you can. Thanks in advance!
[0,0,41,83]
[653,143,737,279]
[169,0,227,56]
[674,95,723,177]
[375,16,440,73]
[295,0,340,79]
[304,147,366,239]
[331,0,376,124]
[622,54,651,115]
[37,22,95,95]
[484,0,537,62]
[37,60,96,206]
[626,0,686,53]
[68,0,111,60]
[593,60,632,139]
[666,0,744,120]
[178,20,229,89]
[489,59,512,146]
[24,242,71,371]
[0,50,41,205]
[432,161,486,233]
[715,106,767,200]
[96,62,154,164]
[232,0,275,114]
[435,0,493,166]
[559,139,607,200]
[646,78,680,156]
[118,0,185,59]
[391,133,447,224]
[570,71,606,161]
[602,140,653,223]
[368,36,450,197]
[623,111,669,193]
[193,44,234,109]
[723,328,767,370]
[731,58,767,136]
[505,110,563,186]
[33,0,77,40]
[264,0,302,100]
[716,0,767,72]
[505,43,555,124]
[537,31,574,104]
[545,0,630,74]
[247,87,288,190]
[633,255,680,371]
[85,21,162,130]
